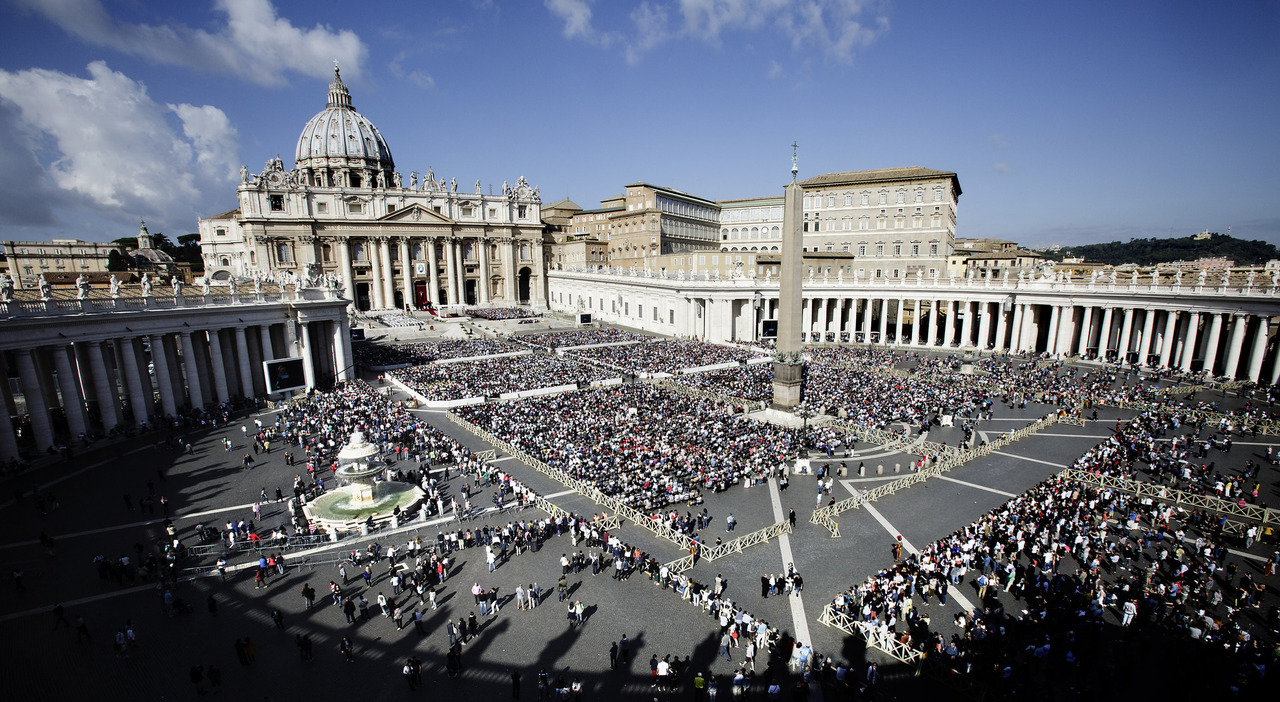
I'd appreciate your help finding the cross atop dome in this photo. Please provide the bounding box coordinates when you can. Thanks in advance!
[327,61,352,110]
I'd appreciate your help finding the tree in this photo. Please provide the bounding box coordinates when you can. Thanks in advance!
[106,249,132,272]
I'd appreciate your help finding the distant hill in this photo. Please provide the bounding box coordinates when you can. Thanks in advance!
[1041,233,1279,267]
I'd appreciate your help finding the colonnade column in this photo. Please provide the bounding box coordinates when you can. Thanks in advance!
[1178,313,1200,372]
[179,332,204,409]
[859,298,871,341]
[1045,305,1061,356]
[15,351,52,451]
[234,327,254,398]
[50,345,88,439]
[1020,304,1037,352]
[1057,305,1076,356]
[895,300,905,346]
[380,238,395,309]
[1117,308,1136,362]
[207,330,230,404]
[334,320,350,382]
[259,325,274,363]
[1247,317,1269,382]
[85,341,120,432]
[1009,303,1024,352]
[1158,312,1179,368]
[369,242,385,310]
[994,303,1008,352]
[427,239,441,306]
[1097,308,1114,360]
[1203,313,1225,375]
[149,335,178,417]
[1077,306,1094,357]
[339,240,355,305]
[942,302,955,346]
[1223,314,1248,378]
[1135,309,1156,366]
[0,389,17,462]
[958,301,973,348]
[119,338,150,424]
[878,299,889,342]
[399,238,413,310]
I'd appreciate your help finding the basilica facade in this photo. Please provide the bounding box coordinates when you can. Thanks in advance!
[200,67,547,311]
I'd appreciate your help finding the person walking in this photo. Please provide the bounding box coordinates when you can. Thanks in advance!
[511,668,521,699]
[609,641,618,669]
[340,636,354,662]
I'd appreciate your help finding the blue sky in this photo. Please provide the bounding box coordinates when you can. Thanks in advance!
[1,0,1277,248]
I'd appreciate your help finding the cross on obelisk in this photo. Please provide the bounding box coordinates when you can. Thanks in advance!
[772,143,805,409]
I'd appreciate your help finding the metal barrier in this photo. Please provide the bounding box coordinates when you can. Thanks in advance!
[1058,468,1276,534]
[699,520,791,560]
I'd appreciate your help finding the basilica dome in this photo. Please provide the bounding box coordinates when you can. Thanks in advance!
[294,66,394,183]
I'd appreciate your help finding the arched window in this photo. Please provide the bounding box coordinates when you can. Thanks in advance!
[275,242,292,263]
[322,244,332,263]
[411,242,423,259]
[352,242,366,261]
[219,256,230,266]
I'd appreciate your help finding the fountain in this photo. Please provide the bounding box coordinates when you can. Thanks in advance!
[302,430,425,536]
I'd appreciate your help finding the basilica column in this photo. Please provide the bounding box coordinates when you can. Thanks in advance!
[444,238,459,305]
[206,329,230,404]
[368,241,385,309]
[299,322,317,389]
[339,240,355,305]
[15,350,53,451]
[478,240,492,305]
[149,335,178,417]
[1077,306,1094,357]
[234,327,255,398]
[1158,311,1179,368]
[1178,313,1200,372]
[427,238,441,306]
[1247,317,1269,382]
[380,237,395,309]
[85,341,120,432]
[51,345,88,439]
[1223,314,1248,378]
[399,239,413,310]
[1203,313,1225,374]
[178,333,204,409]
[1136,308,1157,367]
[1117,308,1136,363]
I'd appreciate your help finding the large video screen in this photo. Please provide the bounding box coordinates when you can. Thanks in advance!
[264,357,307,394]
[761,319,778,337]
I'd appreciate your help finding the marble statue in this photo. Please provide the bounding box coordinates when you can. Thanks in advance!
[0,272,13,302]
[228,278,238,295]
[1150,270,1159,285]
[38,274,52,300]
[1173,269,1182,285]
[109,274,122,297]
[200,277,211,296]
[1220,270,1231,286]
[1270,270,1279,287]
[392,172,402,188]
[240,165,250,184]
[140,273,152,297]
[171,276,183,297]
[475,180,482,194]
[1002,269,1010,282]
[837,269,844,283]
[1198,269,1207,286]
[1018,271,1026,283]
[409,171,418,190]
[1090,270,1098,284]
[254,276,263,294]
[1130,271,1138,286]
[75,273,90,299]
[450,178,457,193]
[1247,270,1256,287]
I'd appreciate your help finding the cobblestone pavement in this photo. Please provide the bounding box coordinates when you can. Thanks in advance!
[0,357,1277,701]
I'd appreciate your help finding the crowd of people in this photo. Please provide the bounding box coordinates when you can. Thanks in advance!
[456,384,797,511]
[827,411,1277,697]
[513,328,651,350]
[567,340,767,375]
[390,356,611,401]
[465,307,539,320]
[353,339,523,367]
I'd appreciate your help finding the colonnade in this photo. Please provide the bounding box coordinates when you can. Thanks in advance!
[0,288,352,462]
[332,235,541,311]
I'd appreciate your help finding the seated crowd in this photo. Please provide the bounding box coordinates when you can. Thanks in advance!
[567,340,767,375]
[466,307,539,320]
[354,339,523,367]
[390,356,611,401]
[513,328,651,350]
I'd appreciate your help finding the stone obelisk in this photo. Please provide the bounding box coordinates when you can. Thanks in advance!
[772,144,805,409]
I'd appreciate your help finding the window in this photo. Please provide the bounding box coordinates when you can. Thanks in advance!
[275,242,292,263]
[387,204,396,213]
[930,244,939,255]
[844,195,853,206]
[893,245,902,256]
[842,218,851,231]
[826,243,833,252]
[876,245,884,256]
[934,188,944,202]
[348,202,363,214]
[861,194,869,206]
[875,269,883,278]
[826,196,836,207]
[912,244,920,256]
[858,245,866,256]
[518,205,528,219]
[488,208,497,219]
[653,307,659,321]
[915,190,924,203]
[669,310,675,324]
[638,305,643,319]
[878,193,887,205]
[269,195,284,212]
[315,202,327,215]
[215,228,226,237]
[842,243,850,252]
[461,205,474,217]
[322,244,332,263]
[897,192,906,204]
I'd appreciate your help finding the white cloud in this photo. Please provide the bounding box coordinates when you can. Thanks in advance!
[766,60,784,79]
[388,51,436,90]
[548,0,888,63]
[13,0,367,86]
[0,62,240,236]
